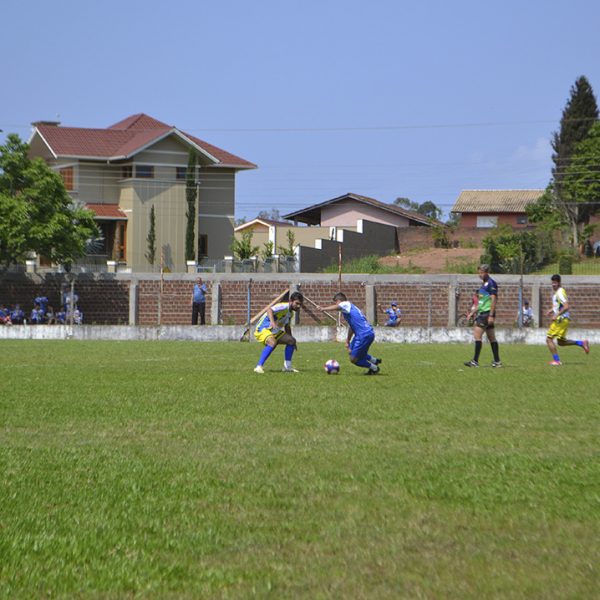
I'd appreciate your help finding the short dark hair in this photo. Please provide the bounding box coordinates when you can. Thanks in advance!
[290,291,304,303]
[333,292,347,302]
[551,274,561,283]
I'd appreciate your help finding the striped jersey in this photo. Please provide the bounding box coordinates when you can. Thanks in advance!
[255,302,293,335]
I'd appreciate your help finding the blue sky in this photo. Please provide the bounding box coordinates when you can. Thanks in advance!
[3,0,600,219]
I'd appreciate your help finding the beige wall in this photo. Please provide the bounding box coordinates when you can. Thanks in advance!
[321,200,410,227]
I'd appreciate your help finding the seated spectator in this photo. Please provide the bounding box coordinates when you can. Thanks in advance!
[10,304,25,325]
[518,300,534,327]
[30,303,45,325]
[0,304,12,325]
[55,308,66,325]
[45,305,57,325]
[379,300,402,327]
[62,289,79,312]
[72,308,83,325]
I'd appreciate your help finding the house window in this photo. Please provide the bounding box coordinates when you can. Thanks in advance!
[135,165,154,178]
[516,215,528,225]
[198,234,208,258]
[121,165,133,179]
[176,167,187,180]
[59,167,74,190]
[476,216,498,228]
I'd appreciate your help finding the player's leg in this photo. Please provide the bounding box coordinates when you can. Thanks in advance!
[350,335,379,373]
[254,329,278,372]
[486,327,502,366]
[546,328,561,365]
[277,332,299,372]
[465,319,485,367]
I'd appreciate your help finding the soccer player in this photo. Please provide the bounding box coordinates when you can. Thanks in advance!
[379,300,402,326]
[464,264,502,368]
[319,292,381,375]
[545,274,589,366]
[253,291,304,373]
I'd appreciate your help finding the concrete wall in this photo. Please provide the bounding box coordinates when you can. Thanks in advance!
[3,323,600,346]
[3,271,600,329]
[297,220,398,272]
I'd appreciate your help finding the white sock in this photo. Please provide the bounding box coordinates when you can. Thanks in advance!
[284,360,292,369]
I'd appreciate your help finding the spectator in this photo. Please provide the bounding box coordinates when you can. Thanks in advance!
[30,303,45,324]
[34,296,49,314]
[10,304,25,325]
[379,300,402,327]
[55,308,66,324]
[46,305,57,325]
[0,304,12,325]
[191,277,208,325]
[518,300,534,327]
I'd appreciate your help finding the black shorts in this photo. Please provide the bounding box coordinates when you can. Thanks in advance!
[475,312,494,329]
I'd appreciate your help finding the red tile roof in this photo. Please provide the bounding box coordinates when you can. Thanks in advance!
[85,203,128,220]
[35,113,256,169]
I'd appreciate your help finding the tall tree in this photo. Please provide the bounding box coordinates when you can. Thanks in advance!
[550,75,599,243]
[185,150,197,261]
[560,121,600,231]
[416,200,442,220]
[0,134,98,272]
[394,197,419,211]
[145,204,156,266]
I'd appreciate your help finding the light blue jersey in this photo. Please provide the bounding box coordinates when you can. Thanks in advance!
[338,301,373,338]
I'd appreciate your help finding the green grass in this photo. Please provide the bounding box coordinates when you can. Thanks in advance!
[322,254,425,274]
[532,257,600,275]
[1,340,599,598]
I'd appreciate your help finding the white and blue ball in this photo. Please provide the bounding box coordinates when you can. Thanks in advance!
[324,359,340,374]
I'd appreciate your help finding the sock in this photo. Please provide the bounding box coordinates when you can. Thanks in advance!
[474,341,482,363]
[355,357,373,368]
[575,340,583,347]
[284,345,295,368]
[553,354,560,362]
[258,345,275,367]
[491,341,500,362]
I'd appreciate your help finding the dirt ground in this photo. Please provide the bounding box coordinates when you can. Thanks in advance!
[379,248,482,273]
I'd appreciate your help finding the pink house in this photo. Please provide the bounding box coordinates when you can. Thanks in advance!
[283,193,435,228]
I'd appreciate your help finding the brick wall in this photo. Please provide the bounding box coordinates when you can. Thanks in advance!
[2,273,599,328]
[0,273,129,324]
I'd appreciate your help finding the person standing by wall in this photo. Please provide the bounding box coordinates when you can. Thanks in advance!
[191,277,208,325]
[464,264,503,368]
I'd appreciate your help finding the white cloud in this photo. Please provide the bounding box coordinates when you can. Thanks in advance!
[513,137,551,163]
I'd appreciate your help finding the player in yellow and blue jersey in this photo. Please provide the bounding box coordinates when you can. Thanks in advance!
[253,291,304,373]
[545,274,589,366]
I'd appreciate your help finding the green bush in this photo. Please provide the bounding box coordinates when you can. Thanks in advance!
[558,253,573,274]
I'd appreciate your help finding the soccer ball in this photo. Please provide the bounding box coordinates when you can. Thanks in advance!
[324,359,340,374]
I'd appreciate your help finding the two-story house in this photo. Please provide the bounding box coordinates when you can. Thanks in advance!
[28,114,256,272]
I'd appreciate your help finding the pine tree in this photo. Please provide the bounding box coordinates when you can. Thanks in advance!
[145,205,156,266]
[185,150,197,261]
[550,76,599,244]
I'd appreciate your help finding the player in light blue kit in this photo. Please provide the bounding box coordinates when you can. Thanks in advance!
[320,292,381,375]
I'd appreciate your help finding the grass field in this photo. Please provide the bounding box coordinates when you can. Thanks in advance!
[1,340,599,598]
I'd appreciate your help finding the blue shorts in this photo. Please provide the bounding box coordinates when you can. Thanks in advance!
[350,333,375,361]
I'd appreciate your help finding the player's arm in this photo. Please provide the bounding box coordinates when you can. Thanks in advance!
[319,303,341,312]
[266,306,277,330]
[488,292,497,324]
